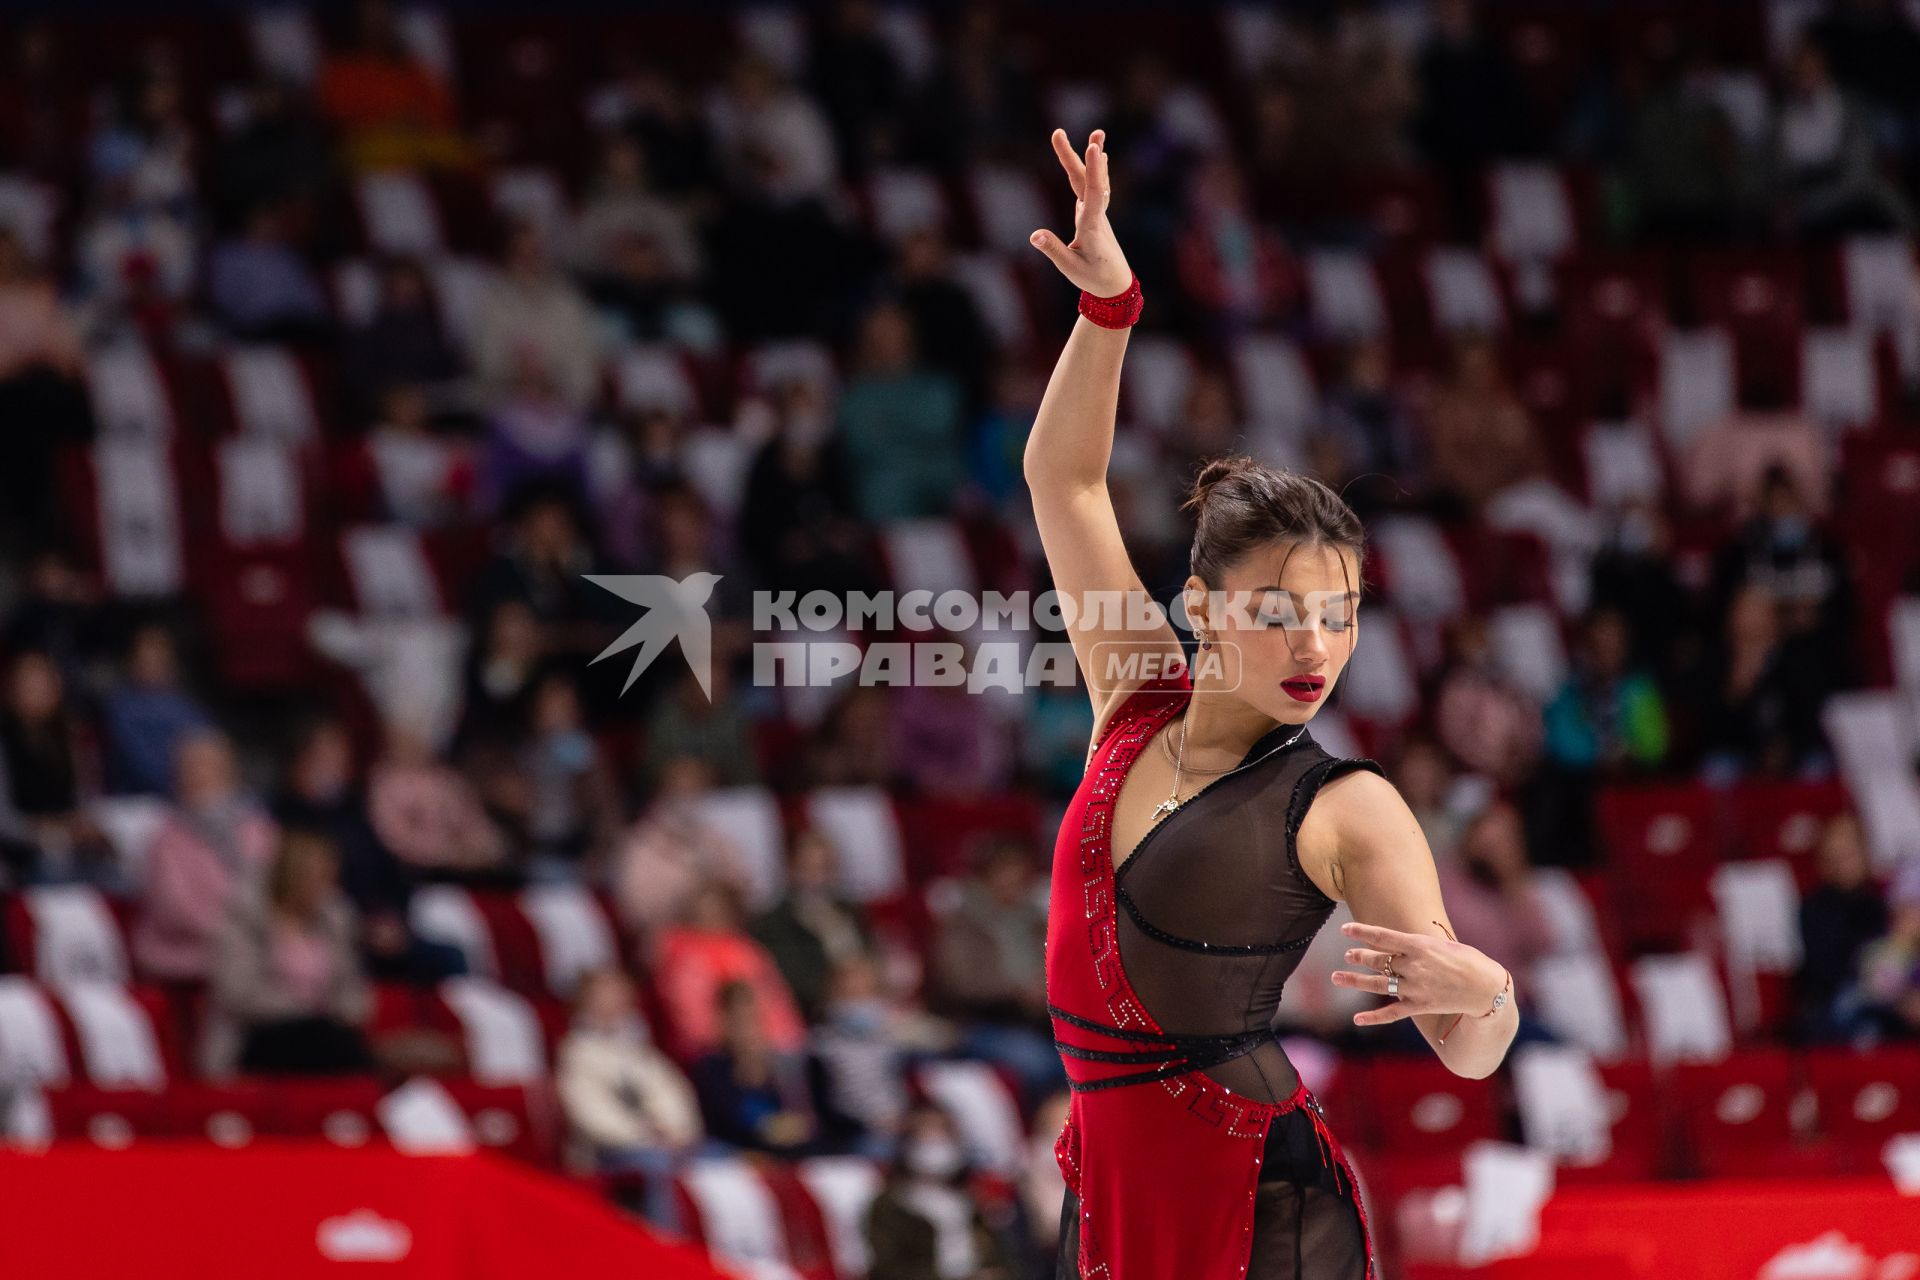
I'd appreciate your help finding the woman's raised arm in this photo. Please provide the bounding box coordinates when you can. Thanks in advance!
[1022,128,1181,742]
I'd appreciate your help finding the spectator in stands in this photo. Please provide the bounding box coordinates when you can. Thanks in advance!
[133,729,278,981]
[1589,497,1698,690]
[1413,0,1531,174]
[1620,42,1761,243]
[640,660,762,792]
[1807,0,1920,141]
[891,653,1017,798]
[738,377,880,598]
[89,55,196,219]
[654,877,807,1059]
[364,383,475,527]
[1319,339,1427,520]
[1432,615,1545,788]
[457,599,545,750]
[207,77,336,235]
[569,133,701,285]
[467,486,614,653]
[1393,735,1468,869]
[104,622,210,796]
[0,229,88,543]
[318,0,471,172]
[207,198,332,342]
[1683,391,1829,527]
[806,0,907,180]
[366,718,508,871]
[690,977,820,1156]
[470,219,601,412]
[751,827,877,1023]
[928,836,1063,1109]
[590,403,690,568]
[0,650,104,883]
[807,950,910,1159]
[556,968,707,1231]
[1697,583,1834,779]
[809,684,899,789]
[0,549,101,683]
[1160,368,1298,483]
[1431,799,1557,998]
[584,57,717,197]
[614,756,752,936]
[1772,40,1914,238]
[1839,855,1920,1041]
[515,669,620,871]
[202,830,374,1077]
[864,1099,1017,1280]
[1423,334,1546,517]
[341,258,467,423]
[897,5,1044,172]
[709,51,840,205]
[274,716,463,984]
[479,353,593,515]
[1543,607,1671,772]
[581,222,719,350]
[894,227,995,421]
[1707,464,1856,666]
[1176,153,1301,341]
[837,299,967,522]
[1797,810,1889,1042]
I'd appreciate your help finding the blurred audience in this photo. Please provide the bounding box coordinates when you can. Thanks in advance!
[864,1099,1018,1280]
[690,977,820,1155]
[557,968,708,1230]
[929,837,1062,1109]
[654,878,808,1058]
[133,730,278,982]
[1796,811,1889,1042]
[203,830,374,1076]
[750,827,876,1023]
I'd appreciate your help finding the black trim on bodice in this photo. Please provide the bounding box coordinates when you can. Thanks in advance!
[1046,1001,1282,1093]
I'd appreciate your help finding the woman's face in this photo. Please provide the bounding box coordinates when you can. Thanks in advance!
[1186,540,1361,728]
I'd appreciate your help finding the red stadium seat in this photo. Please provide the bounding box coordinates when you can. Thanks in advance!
[1596,784,1723,951]
[1725,779,1852,892]
[1806,1046,1920,1175]
[42,1085,169,1147]
[267,1077,389,1147]
[1356,1055,1506,1161]
[1669,1048,1836,1179]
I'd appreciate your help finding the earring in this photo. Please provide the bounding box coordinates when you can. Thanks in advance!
[1199,636,1212,650]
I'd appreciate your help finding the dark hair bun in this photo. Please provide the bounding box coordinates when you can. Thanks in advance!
[1182,453,1260,515]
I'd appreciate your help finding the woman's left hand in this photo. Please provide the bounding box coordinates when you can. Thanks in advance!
[1331,920,1508,1026]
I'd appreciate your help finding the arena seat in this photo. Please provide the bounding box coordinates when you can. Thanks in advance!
[1805,1046,1920,1176]
[1669,1048,1836,1179]
[1351,1055,1506,1161]
[1596,784,1721,951]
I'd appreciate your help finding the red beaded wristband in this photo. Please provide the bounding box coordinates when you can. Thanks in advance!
[1078,272,1143,329]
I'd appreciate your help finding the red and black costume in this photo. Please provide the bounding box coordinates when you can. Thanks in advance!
[1047,667,1383,1279]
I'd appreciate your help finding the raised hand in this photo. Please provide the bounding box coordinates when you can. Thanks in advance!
[1030,127,1135,299]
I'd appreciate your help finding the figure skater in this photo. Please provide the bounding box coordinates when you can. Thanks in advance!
[1025,127,1520,1280]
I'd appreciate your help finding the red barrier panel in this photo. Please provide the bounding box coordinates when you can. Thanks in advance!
[0,1142,729,1280]
[1409,1176,1920,1280]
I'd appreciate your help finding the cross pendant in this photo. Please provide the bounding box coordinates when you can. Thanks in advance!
[1153,797,1181,818]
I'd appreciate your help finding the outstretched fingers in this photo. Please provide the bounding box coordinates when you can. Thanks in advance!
[1051,127,1086,198]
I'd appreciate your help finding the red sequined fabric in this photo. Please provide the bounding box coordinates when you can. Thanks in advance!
[1078,272,1144,329]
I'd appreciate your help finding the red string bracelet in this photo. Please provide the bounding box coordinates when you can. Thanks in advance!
[1431,918,1512,1046]
[1078,271,1143,329]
